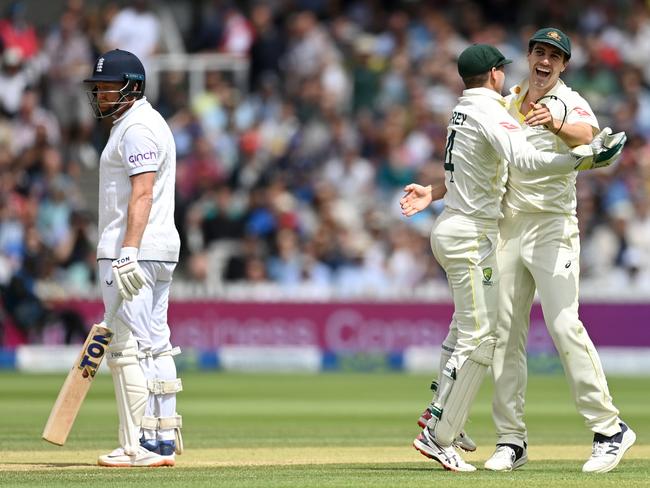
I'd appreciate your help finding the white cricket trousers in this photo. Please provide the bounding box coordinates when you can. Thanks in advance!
[492,208,620,448]
[430,209,499,370]
[99,259,179,441]
[98,259,176,353]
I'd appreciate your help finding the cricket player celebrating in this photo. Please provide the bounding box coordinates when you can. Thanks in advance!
[84,49,183,467]
[480,28,636,473]
[400,44,625,472]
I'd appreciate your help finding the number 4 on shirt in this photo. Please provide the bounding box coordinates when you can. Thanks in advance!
[444,129,456,182]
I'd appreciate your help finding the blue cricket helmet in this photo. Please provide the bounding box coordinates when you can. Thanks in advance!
[85,49,146,85]
[84,49,146,118]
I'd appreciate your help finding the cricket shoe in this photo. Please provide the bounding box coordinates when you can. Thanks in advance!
[98,446,167,467]
[140,437,177,466]
[484,443,528,471]
[582,422,636,473]
[417,406,477,452]
[413,427,476,472]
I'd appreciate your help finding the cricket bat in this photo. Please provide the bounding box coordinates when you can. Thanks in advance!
[42,298,121,445]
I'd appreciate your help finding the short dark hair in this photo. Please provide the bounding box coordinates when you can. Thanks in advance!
[462,71,490,88]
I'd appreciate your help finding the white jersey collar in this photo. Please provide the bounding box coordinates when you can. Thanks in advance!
[112,97,149,125]
[462,87,506,103]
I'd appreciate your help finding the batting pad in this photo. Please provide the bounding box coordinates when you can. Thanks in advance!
[433,337,496,446]
[433,337,455,404]
[107,328,148,456]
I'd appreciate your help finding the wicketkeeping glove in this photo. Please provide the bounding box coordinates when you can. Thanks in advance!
[571,127,627,171]
[112,247,145,301]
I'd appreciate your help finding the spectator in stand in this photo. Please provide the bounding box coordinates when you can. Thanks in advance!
[176,135,226,200]
[248,2,286,92]
[0,47,40,117]
[0,1,39,60]
[55,209,96,290]
[0,193,25,282]
[284,10,339,96]
[224,234,266,282]
[267,228,303,285]
[43,9,94,144]
[200,183,245,245]
[10,88,61,156]
[321,139,375,205]
[104,0,159,66]
[350,35,382,114]
[218,3,253,56]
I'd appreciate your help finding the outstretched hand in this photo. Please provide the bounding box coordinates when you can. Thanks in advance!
[400,184,433,217]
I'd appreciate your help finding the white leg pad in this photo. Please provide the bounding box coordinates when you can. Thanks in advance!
[107,331,148,456]
[433,338,496,446]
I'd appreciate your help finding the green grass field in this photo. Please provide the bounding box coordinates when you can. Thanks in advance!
[1,371,648,487]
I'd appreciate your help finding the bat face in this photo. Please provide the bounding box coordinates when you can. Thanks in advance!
[79,329,113,378]
[42,324,114,445]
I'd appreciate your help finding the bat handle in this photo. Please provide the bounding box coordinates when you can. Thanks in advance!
[102,295,124,329]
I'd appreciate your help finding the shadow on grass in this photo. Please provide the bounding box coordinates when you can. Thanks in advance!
[345,465,448,473]
[3,462,96,468]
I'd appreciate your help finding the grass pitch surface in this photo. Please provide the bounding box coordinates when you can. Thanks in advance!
[1,371,648,487]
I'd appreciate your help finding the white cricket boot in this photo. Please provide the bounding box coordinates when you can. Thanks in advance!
[98,446,167,467]
[140,437,177,467]
[582,422,636,473]
[484,443,528,471]
[417,405,477,452]
[413,427,476,472]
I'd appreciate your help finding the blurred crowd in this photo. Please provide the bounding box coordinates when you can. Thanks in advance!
[1,0,650,318]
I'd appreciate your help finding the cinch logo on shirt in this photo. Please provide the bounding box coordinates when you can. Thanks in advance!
[128,151,157,165]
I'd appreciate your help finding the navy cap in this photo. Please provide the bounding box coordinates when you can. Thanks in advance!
[84,49,145,84]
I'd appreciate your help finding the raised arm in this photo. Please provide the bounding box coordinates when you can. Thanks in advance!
[481,113,575,175]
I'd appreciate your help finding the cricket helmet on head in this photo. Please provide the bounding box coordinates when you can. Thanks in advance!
[84,49,146,118]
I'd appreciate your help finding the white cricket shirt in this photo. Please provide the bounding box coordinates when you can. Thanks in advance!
[97,97,180,262]
[442,88,574,220]
[504,78,599,215]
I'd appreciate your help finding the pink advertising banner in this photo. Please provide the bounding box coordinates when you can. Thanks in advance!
[29,300,649,352]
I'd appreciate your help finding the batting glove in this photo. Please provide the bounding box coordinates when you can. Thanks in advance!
[112,247,145,301]
[571,127,627,171]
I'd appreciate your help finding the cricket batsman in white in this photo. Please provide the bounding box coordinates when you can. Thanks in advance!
[84,49,183,467]
[400,43,626,472]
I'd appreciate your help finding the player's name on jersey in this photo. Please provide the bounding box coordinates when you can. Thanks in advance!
[450,111,467,126]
